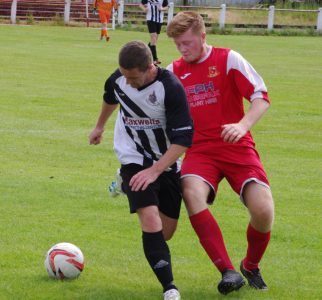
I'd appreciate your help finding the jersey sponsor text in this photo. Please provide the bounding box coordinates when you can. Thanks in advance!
[123,116,162,130]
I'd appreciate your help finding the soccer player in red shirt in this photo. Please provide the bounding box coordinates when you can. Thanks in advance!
[167,12,275,295]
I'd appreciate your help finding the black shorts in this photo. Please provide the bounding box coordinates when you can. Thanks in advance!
[147,21,162,34]
[120,164,182,219]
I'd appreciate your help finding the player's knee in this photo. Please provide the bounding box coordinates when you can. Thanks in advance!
[260,192,274,222]
[257,204,274,224]
[137,207,162,232]
[182,184,196,201]
[150,34,157,43]
[183,187,209,203]
[182,178,210,213]
[250,199,274,231]
[245,185,274,227]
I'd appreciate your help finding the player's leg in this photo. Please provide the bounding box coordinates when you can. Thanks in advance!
[121,164,180,299]
[224,154,274,290]
[98,10,108,40]
[158,171,181,241]
[182,176,245,295]
[104,11,111,41]
[181,150,245,294]
[137,206,179,297]
[182,176,230,270]
[149,32,158,63]
[181,154,233,273]
[159,212,177,241]
[100,24,107,40]
[153,23,162,64]
[241,181,274,290]
[243,181,274,233]
[147,21,160,64]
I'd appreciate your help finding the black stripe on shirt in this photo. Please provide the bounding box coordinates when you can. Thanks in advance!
[114,84,149,118]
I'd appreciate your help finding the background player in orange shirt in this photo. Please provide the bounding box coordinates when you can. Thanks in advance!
[93,0,118,41]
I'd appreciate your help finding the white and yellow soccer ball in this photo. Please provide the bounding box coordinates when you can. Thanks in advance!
[44,242,84,279]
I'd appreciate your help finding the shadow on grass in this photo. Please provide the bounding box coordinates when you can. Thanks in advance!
[35,273,254,299]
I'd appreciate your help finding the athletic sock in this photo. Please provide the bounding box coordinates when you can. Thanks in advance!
[142,231,175,291]
[101,29,108,38]
[189,209,234,273]
[243,223,271,270]
[148,43,157,61]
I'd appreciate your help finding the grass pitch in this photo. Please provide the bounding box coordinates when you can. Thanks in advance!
[0,25,321,299]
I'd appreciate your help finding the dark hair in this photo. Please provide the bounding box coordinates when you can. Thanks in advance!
[119,41,152,72]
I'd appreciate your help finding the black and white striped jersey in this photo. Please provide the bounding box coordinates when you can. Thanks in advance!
[141,0,168,23]
[103,67,193,172]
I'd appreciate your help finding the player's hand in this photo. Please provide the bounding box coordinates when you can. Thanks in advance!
[158,4,165,11]
[221,123,247,143]
[129,168,160,192]
[92,8,98,15]
[89,128,104,145]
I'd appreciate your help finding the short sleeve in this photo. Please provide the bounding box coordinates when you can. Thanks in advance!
[103,69,122,105]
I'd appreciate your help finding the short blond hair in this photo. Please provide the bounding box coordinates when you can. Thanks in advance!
[167,11,206,38]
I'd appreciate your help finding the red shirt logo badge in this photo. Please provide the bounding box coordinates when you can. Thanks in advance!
[208,66,220,78]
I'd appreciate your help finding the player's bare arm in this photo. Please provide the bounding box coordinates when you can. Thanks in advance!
[158,4,168,11]
[129,144,188,192]
[89,101,118,145]
[139,4,148,13]
[221,98,270,144]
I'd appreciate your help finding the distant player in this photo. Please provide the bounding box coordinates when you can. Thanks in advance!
[167,12,275,295]
[93,0,118,41]
[139,0,168,65]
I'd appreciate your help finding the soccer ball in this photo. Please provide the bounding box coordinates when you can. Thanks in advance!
[44,242,84,279]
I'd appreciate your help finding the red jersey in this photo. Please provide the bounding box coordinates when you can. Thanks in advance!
[171,47,269,152]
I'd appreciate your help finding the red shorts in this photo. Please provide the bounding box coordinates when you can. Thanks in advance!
[181,143,270,203]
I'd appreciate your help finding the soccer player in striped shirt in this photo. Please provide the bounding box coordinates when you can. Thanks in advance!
[89,41,193,300]
[139,0,169,65]
[167,11,275,295]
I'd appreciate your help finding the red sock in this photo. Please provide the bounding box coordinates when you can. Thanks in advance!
[243,223,271,270]
[189,209,234,273]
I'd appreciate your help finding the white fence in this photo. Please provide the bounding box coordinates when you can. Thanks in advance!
[7,0,322,32]
[124,0,260,5]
